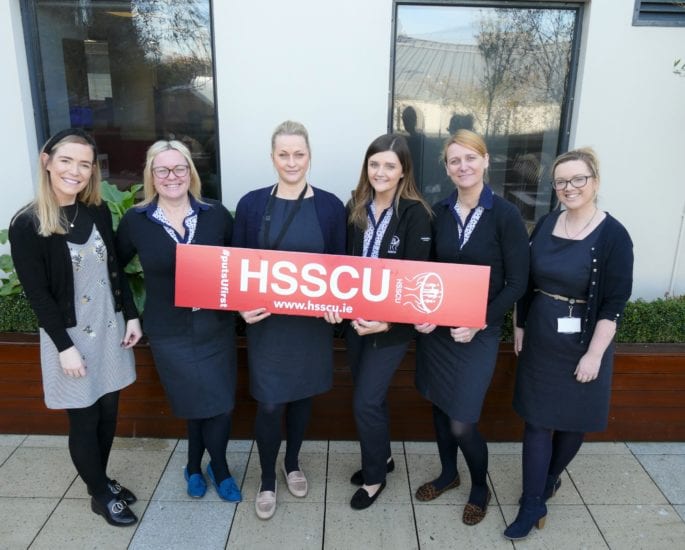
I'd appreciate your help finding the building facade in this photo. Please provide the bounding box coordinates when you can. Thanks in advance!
[1,0,684,299]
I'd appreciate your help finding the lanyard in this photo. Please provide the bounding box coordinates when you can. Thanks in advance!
[363,203,393,257]
[262,183,308,250]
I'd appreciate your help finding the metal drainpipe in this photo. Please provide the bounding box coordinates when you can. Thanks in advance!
[668,200,685,297]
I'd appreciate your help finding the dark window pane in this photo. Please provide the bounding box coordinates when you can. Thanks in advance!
[393,5,579,224]
[29,0,219,198]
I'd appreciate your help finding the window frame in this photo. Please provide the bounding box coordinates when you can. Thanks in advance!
[633,0,685,27]
[388,0,585,214]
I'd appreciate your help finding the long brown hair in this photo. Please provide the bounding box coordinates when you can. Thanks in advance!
[349,134,430,230]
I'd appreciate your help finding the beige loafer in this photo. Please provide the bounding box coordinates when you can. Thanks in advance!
[281,464,308,497]
[255,482,277,520]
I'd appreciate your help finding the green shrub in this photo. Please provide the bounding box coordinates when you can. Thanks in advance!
[499,296,685,343]
[0,294,38,332]
[616,296,685,343]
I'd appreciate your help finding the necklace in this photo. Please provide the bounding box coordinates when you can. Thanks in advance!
[66,203,79,229]
[564,208,597,239]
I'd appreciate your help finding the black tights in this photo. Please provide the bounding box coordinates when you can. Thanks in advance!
[66,391,119,500]
[432,404,489,506]
[186,412,234,482]
[522,422,584,497]
[254,397,312,491]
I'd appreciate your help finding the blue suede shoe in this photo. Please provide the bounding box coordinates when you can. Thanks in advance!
[184,466,207,498]
[207,463,242,502]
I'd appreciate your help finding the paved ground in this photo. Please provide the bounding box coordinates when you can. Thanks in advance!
[0,436,683,549]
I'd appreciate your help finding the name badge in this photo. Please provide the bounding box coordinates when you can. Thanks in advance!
[557,317,581,333]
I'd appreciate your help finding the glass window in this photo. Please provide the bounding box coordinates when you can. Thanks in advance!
[392,3,581,224]
[22,0,220,198]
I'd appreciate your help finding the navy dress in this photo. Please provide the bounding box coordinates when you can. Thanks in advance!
[116,198,237,419]
[246,197,335,403]
[513,214,613,432]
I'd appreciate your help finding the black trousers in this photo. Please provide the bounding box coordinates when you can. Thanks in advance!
[347,332,409,485]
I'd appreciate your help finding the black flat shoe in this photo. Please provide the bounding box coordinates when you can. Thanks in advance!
[350,459,395,486]
[350,481,386,510]
[90,497,138,527]
[108,479,137,505]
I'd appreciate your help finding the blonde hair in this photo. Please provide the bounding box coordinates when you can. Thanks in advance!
[30,133,101,236]
[137,140,204,207]
[552,147,600,183]
[349,134,431,230]
[441,129,489,163]
[271,120,310,154]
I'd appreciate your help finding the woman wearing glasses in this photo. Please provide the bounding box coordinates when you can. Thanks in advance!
[504,148,633,540]
[117,140,242,503]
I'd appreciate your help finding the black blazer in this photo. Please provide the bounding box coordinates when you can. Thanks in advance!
[9,202,138,352]
[346,197,432,346]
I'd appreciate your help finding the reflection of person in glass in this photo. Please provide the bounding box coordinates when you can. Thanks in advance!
[401,106,425,188]
[414,130,529,525]
[326,134,432,510]
[9,129,142,527]
[504,148,633,540]
[116,141,242,503]
[232,121,346,520]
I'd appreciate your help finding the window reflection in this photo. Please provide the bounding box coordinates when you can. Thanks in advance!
[30,0,219,198]
[393,5,579,223]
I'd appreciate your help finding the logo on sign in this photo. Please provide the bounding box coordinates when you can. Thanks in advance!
[394,272,444,314]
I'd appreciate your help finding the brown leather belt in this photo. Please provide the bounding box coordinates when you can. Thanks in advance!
[534,288,587,304]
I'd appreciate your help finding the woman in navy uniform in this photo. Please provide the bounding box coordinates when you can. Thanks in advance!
[233,120,346,519]
[504,148,633,540]
[414,130,529,525]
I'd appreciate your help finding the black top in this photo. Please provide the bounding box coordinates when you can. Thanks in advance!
[115,197,234,338]
[431,189,530,327]
[9,202,138,352]
[346,197,432,347]
[516,210,634,345]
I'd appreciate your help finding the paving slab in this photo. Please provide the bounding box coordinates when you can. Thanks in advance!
[589,504,685,549]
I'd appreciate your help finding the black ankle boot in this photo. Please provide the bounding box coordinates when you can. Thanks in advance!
[90,496,138,527]
[503,496,546,540]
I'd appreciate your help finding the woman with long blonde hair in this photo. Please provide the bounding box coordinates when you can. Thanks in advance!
[10,128,142,526]
[116,140,242,503]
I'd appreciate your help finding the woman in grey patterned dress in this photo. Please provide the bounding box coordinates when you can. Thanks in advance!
[9,129,142,527]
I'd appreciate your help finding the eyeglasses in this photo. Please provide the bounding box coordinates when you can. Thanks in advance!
[551,175,593,190]
[152,165,189,178]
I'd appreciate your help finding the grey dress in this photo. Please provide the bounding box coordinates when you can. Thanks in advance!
[39,227,136,409]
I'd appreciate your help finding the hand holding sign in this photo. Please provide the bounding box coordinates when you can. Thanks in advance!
[175,245,490,327]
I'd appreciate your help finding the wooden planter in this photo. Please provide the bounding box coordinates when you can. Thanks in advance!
[1,334,683,441]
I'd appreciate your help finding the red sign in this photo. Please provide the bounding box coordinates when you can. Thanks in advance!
[175,245,490,327]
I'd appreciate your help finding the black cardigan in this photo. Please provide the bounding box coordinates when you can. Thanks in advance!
[432,190,530,327]
[516,210,634,345]
[346,197,432,346]
[9,202,138,352]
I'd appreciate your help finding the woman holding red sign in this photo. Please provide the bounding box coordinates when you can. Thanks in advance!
[414,130,529,525]
[332,133,432,510]
[117,140,242,503]
[232,121,346,519]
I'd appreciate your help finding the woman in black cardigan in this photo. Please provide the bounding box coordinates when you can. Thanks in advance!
[414,130,529,525]
[505,148,633,540]
[328,134,432,510]
[9,129,142,527]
